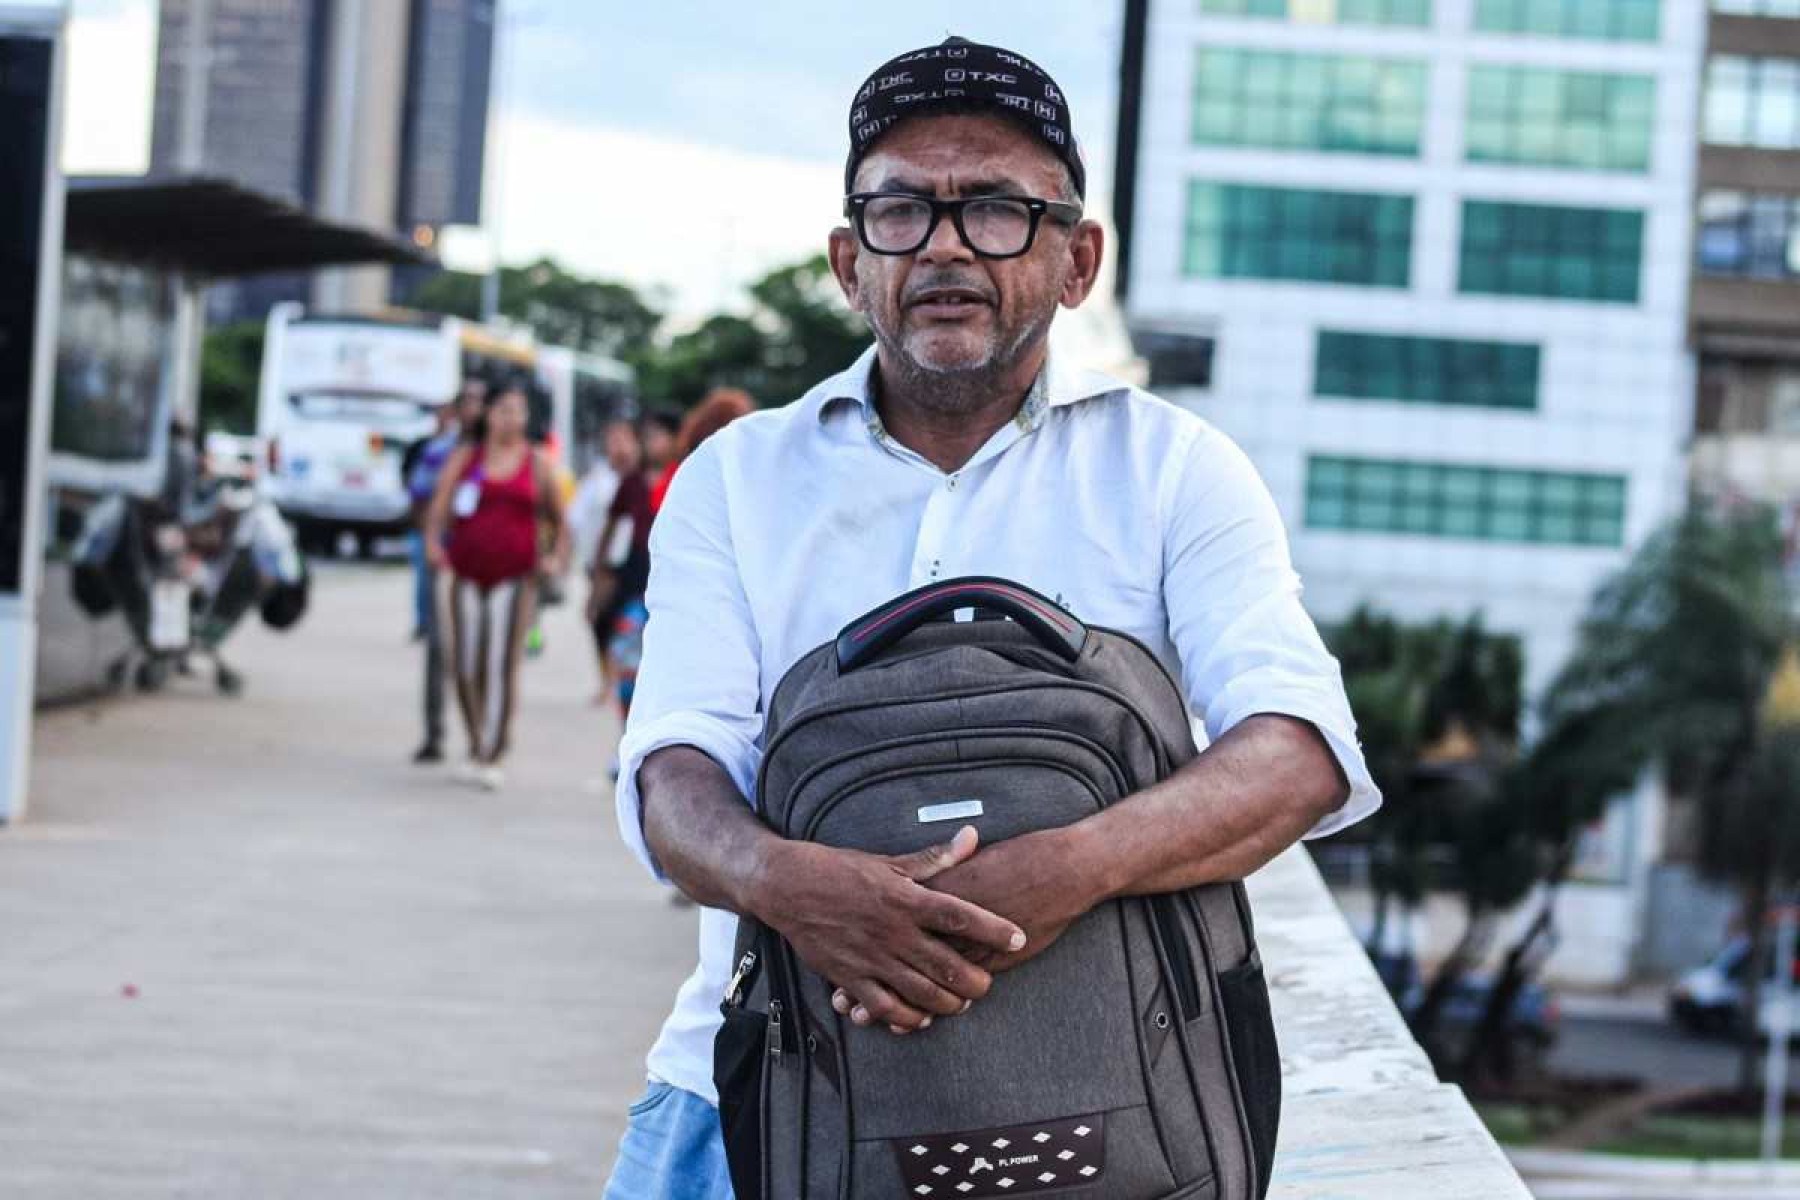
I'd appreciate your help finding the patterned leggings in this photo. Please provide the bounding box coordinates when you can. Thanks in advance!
[443,573,538,764]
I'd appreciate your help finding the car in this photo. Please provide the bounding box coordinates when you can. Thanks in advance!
[1669,933,1800,1038]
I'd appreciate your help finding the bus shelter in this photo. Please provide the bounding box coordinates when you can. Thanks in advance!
[25,175,430,805]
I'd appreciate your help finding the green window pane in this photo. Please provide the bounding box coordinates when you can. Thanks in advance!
[1472,0,1659,41]
[1616,0,1659,40]
[1608,126,1651,171]
[1184,183,1413,286]
[1463,66,1654,171]
[1538,509,1579,543]
[1313,332,1540,409]
[1468,67,1512,115]
[1206,0,1434,23]
[1241,106,1285,144]
[1305,457,1625,545]
[1458,200,1643,302]
[1189,47,1423,155]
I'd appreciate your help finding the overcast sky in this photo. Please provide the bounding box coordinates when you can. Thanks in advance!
[59,0,1123,315]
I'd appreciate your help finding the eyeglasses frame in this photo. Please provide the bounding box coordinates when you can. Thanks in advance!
[843,191,1086,260]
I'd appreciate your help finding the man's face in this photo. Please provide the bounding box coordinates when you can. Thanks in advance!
[604,421,640,471]
[829,114,1100,387]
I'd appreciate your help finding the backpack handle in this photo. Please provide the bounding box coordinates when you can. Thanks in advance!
[835,576,1088,673]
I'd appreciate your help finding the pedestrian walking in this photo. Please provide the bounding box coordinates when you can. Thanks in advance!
[423,380,570,790]
[402,377,486,764]
[601,36,1380,1199]
[588,408,681,730]
[571,420,644,702]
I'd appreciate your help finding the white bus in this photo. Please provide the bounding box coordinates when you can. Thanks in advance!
[259,306,465,555]
[537,344,638,480]
[257,306,633,556]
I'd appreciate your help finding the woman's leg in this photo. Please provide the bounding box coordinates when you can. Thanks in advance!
[609,595,647,724]
[445,575,488,760]
[408,529,432,636]
[591,600,618,702]
[479,574,537,765]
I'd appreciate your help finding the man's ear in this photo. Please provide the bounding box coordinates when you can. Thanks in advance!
[828,226,867,314]
[1059,220,1106,309]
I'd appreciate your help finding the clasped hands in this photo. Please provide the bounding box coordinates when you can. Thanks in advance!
[754,824,1093,1037]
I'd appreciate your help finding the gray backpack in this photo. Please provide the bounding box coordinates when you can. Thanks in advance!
[716,578,1280,1200]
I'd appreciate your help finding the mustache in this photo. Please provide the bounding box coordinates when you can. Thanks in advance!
[902,274,997,306]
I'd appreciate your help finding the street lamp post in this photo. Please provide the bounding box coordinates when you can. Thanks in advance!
[1764,894,1797,1164]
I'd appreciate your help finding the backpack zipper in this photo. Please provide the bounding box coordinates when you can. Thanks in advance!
[783,727,1132,840]
[724,949,757,1007]
[800,758,1109,844]
[758,677,1164,816]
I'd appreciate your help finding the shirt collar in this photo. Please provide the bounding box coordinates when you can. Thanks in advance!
[814,343,1111,438]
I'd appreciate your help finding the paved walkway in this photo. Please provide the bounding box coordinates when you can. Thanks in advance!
[3,564,691,1198]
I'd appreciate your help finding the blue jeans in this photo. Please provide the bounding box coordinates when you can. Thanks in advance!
[602,1080,735,1199]
[408,529,433,635]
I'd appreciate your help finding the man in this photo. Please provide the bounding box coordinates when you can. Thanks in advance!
[404,377,485,765]
[604,38,1380,1198]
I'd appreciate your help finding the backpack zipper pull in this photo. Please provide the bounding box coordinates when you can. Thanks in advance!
[767,1000,784,1061]
[723,950,757,1006]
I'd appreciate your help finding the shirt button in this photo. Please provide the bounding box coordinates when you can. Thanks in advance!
[947,475,958,491]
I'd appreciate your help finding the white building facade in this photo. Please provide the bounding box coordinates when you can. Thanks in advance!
[1115,0,1708,985]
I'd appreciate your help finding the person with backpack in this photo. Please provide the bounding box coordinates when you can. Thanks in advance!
[603,38,1380,1199]
[423,379,570,791]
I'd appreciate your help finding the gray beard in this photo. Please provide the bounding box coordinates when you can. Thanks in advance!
[871,309,1054,417]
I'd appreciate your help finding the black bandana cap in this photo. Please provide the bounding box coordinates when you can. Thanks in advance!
[844,36,1086,201]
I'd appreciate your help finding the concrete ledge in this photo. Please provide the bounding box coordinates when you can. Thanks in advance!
[1250,846,1534,1198]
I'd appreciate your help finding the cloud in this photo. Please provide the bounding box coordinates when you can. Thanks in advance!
[491,112,845,318]
[61,0,156,175]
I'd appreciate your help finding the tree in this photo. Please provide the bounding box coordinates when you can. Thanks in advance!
[410,258,664,359]
[407,254,869,411]
[632,254,868,408]
[198,320,265,435]
[1524,504,1798,1090]
[745,254,870,403]
[1326,610,1534,1074]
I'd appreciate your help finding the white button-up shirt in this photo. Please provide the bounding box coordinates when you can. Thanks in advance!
[614,345,1380,1103]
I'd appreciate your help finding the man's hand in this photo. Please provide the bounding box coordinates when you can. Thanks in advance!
[754,826,1027,1035]
[924,828,1095,974]
[824,828,1096,1029]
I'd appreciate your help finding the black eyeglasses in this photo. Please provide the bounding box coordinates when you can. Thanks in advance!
[844,192,1084,259]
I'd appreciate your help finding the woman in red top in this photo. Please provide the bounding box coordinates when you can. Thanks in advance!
[425,382,569,789]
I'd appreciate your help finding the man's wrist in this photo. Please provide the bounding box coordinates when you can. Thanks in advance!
[739,832,799,926]
[1051,817,1126,910]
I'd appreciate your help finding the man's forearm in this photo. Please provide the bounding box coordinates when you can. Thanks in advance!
[1063,714,1348,902]
[639,744,781,914]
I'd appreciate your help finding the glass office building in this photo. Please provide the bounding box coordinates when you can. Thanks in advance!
[1112,0,1707,986]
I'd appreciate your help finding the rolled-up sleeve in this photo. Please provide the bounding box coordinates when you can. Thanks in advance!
[1160,423,1380,838]
[613,443,763,880]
